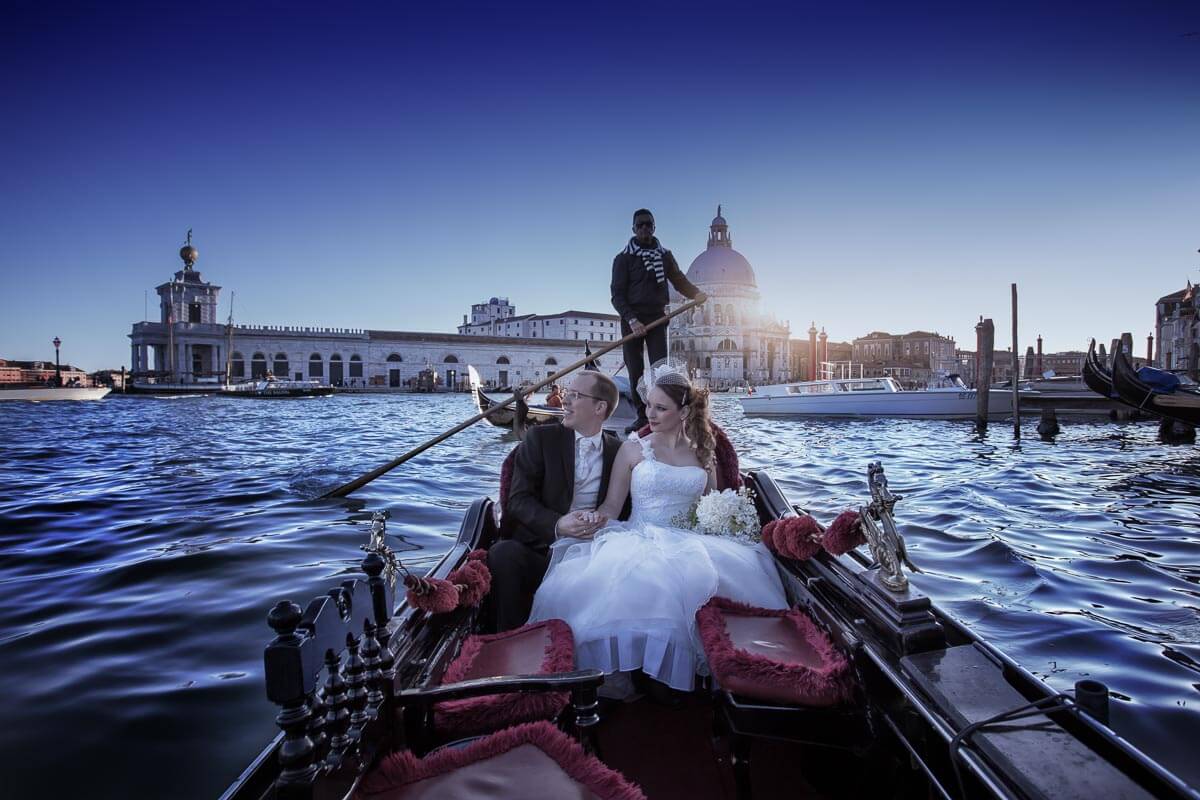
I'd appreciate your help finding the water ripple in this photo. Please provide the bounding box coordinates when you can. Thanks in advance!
[0,394,1197,797]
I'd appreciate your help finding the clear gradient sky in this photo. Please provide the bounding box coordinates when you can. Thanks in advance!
[2,1,1198,370]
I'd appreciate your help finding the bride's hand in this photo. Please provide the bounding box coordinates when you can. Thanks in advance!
[558,510,606,539]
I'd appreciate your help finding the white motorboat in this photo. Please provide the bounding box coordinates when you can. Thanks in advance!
[740,364,1026,419]
[0,386,111,401]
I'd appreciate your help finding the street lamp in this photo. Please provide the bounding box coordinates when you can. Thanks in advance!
[52,336,62,386]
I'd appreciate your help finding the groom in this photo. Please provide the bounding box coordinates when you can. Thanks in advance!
[488,370,628,631]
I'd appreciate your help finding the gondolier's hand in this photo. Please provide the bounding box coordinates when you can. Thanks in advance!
[629,320,647,337]
[555,510,606,539]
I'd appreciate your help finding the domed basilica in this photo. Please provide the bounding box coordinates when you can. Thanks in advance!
[669,209,791,387]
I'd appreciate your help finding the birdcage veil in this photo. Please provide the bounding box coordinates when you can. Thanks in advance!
[636,358,692,404]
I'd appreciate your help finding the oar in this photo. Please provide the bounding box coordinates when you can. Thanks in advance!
[321,297,706,498]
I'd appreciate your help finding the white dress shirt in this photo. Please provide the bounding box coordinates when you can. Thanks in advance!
[569,430,604,513]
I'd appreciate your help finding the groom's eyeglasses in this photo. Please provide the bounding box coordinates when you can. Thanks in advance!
[563,390,601,402]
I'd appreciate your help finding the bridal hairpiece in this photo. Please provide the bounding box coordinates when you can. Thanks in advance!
[636,359,693,404]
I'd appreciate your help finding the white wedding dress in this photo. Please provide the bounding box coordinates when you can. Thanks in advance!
[528,434,788,693]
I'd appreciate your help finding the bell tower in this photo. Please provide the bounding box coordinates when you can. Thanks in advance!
[157,230,221,326]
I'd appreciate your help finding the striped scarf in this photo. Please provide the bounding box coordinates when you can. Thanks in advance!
[625,237,666,284]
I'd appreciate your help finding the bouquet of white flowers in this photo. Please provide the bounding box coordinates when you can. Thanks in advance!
[674,487,761,544]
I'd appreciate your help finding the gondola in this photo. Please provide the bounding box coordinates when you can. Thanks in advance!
[1082,339,1118,401]
[222,461,1194,800]
[469,365,640,436]
[1111,342,1200,426]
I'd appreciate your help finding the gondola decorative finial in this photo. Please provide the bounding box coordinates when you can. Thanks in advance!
[858,462,917,592]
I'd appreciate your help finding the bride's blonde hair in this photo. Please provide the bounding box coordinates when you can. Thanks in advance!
[656,382,715,469]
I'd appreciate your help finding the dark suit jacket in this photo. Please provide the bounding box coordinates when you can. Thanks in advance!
[507,423,627,553]
[610,246,701,324]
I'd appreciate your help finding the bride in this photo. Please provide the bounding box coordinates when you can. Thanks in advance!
[528,363,788,695]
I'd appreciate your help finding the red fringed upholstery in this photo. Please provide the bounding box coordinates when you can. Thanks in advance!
[637,422,741,490]
[823,510,866,555]
[357,720,646,800]
[762,515,823,560]
[404,576,460,614]
[447,559,492,608]
[433,619,575,737]
[696,597,851,707]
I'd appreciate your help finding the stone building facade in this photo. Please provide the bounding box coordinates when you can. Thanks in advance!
[851,330,958,388]
[129,246,613,391]
[1155,283,1199,375]
[457,297,621,343]
[668,209,791,387]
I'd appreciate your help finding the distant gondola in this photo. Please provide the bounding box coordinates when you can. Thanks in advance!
[469,364,639,437]
[222,463,1194,800]
[1082,339,1117,401]
[1111,342,1200,426]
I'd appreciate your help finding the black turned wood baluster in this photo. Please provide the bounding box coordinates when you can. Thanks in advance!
[361,552,392,652]
[571,684,602,756]
[361,620,385,709]
[344,632,370,730]
[306,687,328,760]
[266,601,319,796]
[322,649,351,766]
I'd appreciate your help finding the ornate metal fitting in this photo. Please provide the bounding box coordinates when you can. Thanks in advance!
[859,462,917,593]
[360,510,400,589]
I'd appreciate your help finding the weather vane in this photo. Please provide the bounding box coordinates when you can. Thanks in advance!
[186,228,193,247]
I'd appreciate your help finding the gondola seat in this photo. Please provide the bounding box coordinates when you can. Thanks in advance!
[696,597,850,707]
[434,619,576,738]
[357,720,646,799]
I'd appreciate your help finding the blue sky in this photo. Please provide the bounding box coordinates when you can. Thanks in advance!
[2,1,1197,370]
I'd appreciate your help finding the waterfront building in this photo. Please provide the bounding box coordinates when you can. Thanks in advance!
[668,209,791,387]
[1155,283,1198,375]
[0,359,88,385]
[128,243,614,391]
[457,298,621,343]
[789,334,853,383]
[851,330,958,388]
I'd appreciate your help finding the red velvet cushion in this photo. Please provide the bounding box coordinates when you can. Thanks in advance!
[434,619,575,737]
[696,597,851,707]
[357,720,646,800]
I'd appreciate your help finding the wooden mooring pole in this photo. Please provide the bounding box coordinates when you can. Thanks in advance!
[1011,284,1020,438]
[976,318,994,429]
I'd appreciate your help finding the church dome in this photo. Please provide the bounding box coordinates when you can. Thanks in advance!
[685,206,757,287]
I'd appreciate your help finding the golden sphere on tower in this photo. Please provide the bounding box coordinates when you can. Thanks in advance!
[179,245,198,267]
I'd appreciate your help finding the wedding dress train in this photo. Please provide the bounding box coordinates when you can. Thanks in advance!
[528,434,788,692]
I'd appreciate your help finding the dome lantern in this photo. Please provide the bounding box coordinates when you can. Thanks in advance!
[685,207,757,288]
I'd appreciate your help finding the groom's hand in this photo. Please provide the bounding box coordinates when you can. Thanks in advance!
[556,510,607,539]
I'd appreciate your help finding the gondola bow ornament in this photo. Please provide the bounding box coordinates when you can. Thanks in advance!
[859,462,919,592]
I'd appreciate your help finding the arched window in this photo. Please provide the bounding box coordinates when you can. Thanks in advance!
[671,340,685,353]
[545,357,557,365]
[309,353,323,378]
[714,306,724,325]
[444,355,459,363]
[349,354,363,378]
[329,354,343,386]
[705,356,712,370]
[273,353,288,377]
[231,351,245,379]
[717,338,737,352]
[497,356,510,364]
[386,353,402,363]
[725,304,736,325]
[251,352,267,379]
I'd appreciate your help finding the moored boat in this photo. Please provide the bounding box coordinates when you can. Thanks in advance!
[740,365,1027,419]
[219,377,335,399]
[0,385,111,401]
[1111,342,1200,425]
[223,462,1195,800]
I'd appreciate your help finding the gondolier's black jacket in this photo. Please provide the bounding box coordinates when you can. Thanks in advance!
[611,247,702,325]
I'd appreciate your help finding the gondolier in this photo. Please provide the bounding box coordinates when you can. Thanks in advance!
[611,208,706,431]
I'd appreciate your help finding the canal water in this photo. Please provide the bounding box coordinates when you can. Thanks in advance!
[1,393,1198,798]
